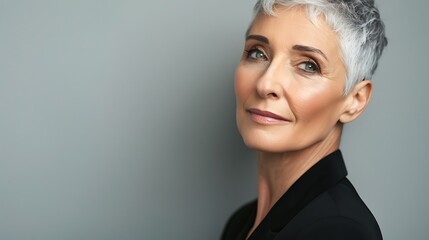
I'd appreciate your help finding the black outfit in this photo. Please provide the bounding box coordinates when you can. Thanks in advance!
[221,150,382,240]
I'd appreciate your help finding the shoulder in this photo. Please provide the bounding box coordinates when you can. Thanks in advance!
[221,200,256,240]
[293,216,380,240]
[278,178,382,239]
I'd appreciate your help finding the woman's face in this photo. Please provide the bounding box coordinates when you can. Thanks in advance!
[235,6,349,153]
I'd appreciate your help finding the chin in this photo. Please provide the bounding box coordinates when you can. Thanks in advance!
[239,129,296,153]
[237,121,290,153]
[239,125,338,154]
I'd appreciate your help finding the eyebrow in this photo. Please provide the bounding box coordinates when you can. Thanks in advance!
[292,45,328,60]
[245,35,328,61]
[246,34,269,44]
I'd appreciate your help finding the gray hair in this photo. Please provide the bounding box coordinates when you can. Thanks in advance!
[251,0,388,94]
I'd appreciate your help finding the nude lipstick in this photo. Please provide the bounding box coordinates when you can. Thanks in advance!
[247,108,289,124]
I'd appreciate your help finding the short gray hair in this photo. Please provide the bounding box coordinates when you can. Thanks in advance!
[252,0,388,94]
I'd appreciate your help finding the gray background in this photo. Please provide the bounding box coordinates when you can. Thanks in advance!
[0,0,427,239]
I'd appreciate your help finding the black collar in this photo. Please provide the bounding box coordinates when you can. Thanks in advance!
[249,150,348,240]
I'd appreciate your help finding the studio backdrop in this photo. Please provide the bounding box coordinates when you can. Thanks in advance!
[0,0,428,239]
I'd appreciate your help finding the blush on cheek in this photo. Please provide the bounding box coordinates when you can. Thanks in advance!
[234,68,254,104]
[234,69,244,96]
[292,86,343,124]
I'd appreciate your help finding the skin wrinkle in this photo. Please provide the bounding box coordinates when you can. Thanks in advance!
[237,7,347,151]
[252,0,387,94]
[292,45,328,61]
[234,6,373,239]
[246,35,270,44]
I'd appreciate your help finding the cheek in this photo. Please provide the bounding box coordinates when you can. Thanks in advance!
[234,65,254,105]
[235,65,257,135]
[292,85,343,123]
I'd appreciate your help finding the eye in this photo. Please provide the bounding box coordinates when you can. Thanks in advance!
[298,59,320,73]
[245,48,268,61]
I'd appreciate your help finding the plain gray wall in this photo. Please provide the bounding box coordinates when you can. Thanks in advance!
[0,0,427,239]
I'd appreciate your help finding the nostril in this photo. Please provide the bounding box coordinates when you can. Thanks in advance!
[267,92,279,98]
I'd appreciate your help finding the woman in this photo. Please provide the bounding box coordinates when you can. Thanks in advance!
[221,0,387,239]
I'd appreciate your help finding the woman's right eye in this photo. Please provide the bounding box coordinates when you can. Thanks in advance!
[245,48,268,61]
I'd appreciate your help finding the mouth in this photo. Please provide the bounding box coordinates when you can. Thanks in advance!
[246,108,290,124]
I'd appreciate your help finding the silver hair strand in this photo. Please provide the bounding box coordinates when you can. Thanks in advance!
[252,0,388,94]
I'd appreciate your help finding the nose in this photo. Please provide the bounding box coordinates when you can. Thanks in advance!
[256,63,285,100]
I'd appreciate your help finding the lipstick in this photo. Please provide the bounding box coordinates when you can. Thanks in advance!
[247,108,289,124]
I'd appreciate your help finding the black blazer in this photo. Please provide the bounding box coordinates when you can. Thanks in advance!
[221,150,382,240]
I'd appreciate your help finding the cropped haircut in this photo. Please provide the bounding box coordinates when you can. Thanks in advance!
[251,0,388,94]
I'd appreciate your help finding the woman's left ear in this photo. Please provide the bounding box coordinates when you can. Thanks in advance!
[339,80,373,124]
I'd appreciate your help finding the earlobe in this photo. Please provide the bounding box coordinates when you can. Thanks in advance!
[339,80,372,124]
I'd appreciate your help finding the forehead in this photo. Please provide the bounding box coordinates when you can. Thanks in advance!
[249,6,340,55]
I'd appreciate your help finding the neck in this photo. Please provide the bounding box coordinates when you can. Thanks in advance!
[247,125,342,238]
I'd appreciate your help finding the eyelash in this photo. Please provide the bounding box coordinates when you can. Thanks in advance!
[244,47,268,61]
[297,59,321,74]
[243,47,321,74]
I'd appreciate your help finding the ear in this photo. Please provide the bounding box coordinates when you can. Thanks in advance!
[339,80,373,124]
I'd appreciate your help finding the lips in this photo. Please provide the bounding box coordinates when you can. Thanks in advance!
[247,108,289,123]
